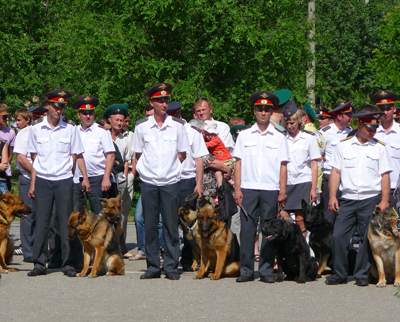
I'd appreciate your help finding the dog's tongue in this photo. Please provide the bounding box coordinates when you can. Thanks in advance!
[202,232,209,237]
[265,235,273,239]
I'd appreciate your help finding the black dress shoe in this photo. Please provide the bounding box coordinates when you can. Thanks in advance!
[27,268,47,277]
[47,262,62,269]
[355,278,369,286]
[260,275,276,283]
[23,257,34,263]
[325,275,347,285]
[165,272,180,280]
[236,275,254,283]
[140,271,161,279]
[63,267,77,277]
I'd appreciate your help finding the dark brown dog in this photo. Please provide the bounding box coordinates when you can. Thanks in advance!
[194,204,240,280]
[67,207,125,277]
[178,204,201,271]
[99,194,123,241]
[0,191,31,273]
[368,206,400,287]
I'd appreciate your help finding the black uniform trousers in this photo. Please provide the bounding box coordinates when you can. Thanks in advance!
[18,175,35,259]
[141,181,180,274]
[78,175,104,215]
[33,177,79,270]
[239,189,279,278]
[321,173,342,225]
[178,177,197,268]
[332,195,380,279]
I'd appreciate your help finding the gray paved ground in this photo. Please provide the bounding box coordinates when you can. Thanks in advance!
[1,222,400,322]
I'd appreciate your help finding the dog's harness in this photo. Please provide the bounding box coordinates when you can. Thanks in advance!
[179,216,196,233]
[0,210,8,225]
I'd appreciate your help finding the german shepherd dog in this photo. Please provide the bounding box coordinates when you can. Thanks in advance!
[178,204,201,271]
[194,204,240,280]
[367,206,400,287]
[262,218,318,283]
[67,207,125,277]
[99,194,123,241]
[0,191,31,273]
[301,200,334,276]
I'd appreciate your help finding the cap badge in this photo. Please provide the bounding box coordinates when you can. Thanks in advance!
[86,104,91,108]
[382,99,387,103]
[261,99,267,104]
[159,84,167,90]
[373,114,381,118]
[340,102,345,105]
[379,91,387,96]
[371,119,377,124]
[58,98,65,102]
[58,91,66,97]
[161,91,166,95]
[84,96,91,101]
[261,93,268,98]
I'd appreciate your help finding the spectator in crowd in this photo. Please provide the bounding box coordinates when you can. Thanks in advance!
[0,103,16,191]
[229,116,245,128]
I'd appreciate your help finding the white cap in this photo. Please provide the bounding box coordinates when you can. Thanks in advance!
[204,120,219,135]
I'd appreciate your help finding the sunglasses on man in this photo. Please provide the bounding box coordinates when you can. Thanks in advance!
[2,115,9,121]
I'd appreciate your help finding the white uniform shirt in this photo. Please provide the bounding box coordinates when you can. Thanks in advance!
[27,117,84,181]
[78,123,115,177]
[13,126,32,179]
[286,130,321,185]
[212,118,234,149]
[233,123,290,190]
[122,130,134,168]
[132,115,190,186]
[181,122,209,180]
[319,123,351,174]
[330,136,392,200]
[113,132,132,184]
[374,121,400,189]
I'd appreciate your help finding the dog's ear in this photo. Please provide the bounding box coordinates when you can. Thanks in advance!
[281,220,288,237]
[0,190,5,200]
[99,198,108,207]
[301,199,308,209]
[116,194,122,203]
[373,205,381,217]
[183,203,190,212]
[316,201,323,212]
[78,207,87,221]
[4,193,15,205]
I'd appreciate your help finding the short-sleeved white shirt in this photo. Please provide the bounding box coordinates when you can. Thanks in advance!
[181,122,209,180]
[13,126,32,179]
[212,118,234,149]
[113,132,131,184]
[286,130,321,185]
[233,123,290,190]
[319,123,351,175]
[330,136,392,200]
[27,117,84,181]
[374,121,400,189]
[77,123,115,178]
[132,115,190,186]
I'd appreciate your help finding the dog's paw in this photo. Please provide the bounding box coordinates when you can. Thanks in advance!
[276,274,284,282]
[209,273,221,280]
[376,282,386,287]
[297,277,307,284]
[77,273,87,277]
[88,274,98,278]
[194,274,204,279]
[0,270,9,274]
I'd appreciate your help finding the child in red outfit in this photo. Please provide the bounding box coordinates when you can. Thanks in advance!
[203,121,233,187]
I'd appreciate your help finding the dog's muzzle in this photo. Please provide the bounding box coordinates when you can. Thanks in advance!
[67,230,80,241]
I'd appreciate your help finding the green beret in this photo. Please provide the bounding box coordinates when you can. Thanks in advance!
[104,104,129,119]
[230,124,249,136]
[273,89,292,107]
[303,102,316,122]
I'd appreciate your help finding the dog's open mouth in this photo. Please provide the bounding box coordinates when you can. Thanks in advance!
[265,234,278,241]
[202,232,209,237]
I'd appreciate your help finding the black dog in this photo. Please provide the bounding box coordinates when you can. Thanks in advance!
[301,200,334,276]
[262,218,318,283]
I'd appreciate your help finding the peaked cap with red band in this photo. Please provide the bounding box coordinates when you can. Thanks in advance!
[249,91,279,108]
[28,100,48,118]
[371,90,399,109]
[316,105,332,118]
[353,111,384,129]
[143,83,172,100]
[328,101,355,116]
[42,89,73,107]
[72,95,99,110]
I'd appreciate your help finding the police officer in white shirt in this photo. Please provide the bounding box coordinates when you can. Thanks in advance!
[167,101,209,271]
[319,101,354,224]
[233,91,290,283]
[371,90,400,206]
[132,83,189,280]
[192,97,234,151]
[326,112,392,286]
[26,89,84,277]
[72,95,115,214]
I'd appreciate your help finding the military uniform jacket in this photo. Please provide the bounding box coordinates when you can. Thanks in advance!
[27,117,84,181]
[132,115,190,186]
[330,136,392,200]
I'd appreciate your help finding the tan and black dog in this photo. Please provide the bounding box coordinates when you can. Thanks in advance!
[367,206,400,287]
[67,207,125,277]
[178,204,201,271]
[0,191,31,273]
[99,194,123,241]
[194,204,240,280]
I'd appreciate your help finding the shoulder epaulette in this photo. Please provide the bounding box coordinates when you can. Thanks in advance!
[373,138,386,146]
[190,125,201,133]
[321,125,331,132]
[340,136,352,142]
[303,129,315,136]
[172,117,185,125]
[62,118,76,126]
[135,117,148,125]
[97,124,106,130]
[31,118,44,126]
[273,127,286,135]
